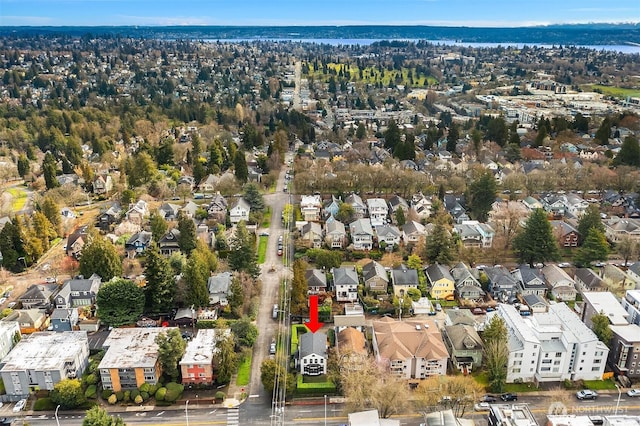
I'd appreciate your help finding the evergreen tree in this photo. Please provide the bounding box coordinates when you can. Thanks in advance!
[574,228,609,267]
[79,236,122,281]
[577,204,605,244]
[0,221,24,271]
[17,154,29,178]
[290,259,309,316]
[215,332,238,384]
[356,122,366,139]
[228,221,260,277]
[384,119,401,151]
[446,123,459,153]
[425,223,455,264]
[182,249,210,308]
[143,243,174,314]
[40,195,61,234]
[42,152,59,190]
[177,214,197,256]
[468,171,497,222]
[613,136,640,167]
[234,150,248,183]
[395,207,406,226]
[512,209,560,267]
[594,117,611,145]
[149,211,168,243]
[155,329,186,382]
[243,183,265,212]
[96,279,144,327]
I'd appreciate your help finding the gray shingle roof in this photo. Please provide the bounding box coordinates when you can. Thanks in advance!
[299,332,327,358]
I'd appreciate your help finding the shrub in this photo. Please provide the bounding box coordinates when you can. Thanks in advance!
[147,384,158,395]
[123,391,131,403]
[101,389,113,399]
[115,391,124,401]
[215,391,226,401]
[141,391,150,401]
[164,382,184,402]
[83,373,98,386]
[155,387,167,401]
[134,395,143,404]
[139,383,150,393]
[130,389,140,400]
[34,397,55,411]
[108,394,117,405]
[84,385,97,399]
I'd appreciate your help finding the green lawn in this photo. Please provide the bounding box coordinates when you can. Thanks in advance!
[261,207,272,228]
[306,62,438,87]
[584,84,640,99]
[473,371,540,393]
[236,353,252,386]
[7,187,27,211]
[257,236,268,264]
[581,379,617,390]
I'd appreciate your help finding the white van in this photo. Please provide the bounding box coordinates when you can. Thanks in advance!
[272,304,278,319]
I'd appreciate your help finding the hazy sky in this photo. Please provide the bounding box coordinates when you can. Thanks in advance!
[1,0,639,27]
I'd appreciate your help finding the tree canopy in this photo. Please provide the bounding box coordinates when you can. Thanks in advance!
[79,235,122,281]
[228,221,260,277]
[425,223,455,264]
[482,315,508,393]
[512,209,560,267]
[155,328,186,382]
[83,406,126,426]
[468,170,497,222]
[574,227,609,267]
[613,136,640,167]
[143,243,175,314]
[591,313,613,348]
[577,204,605,244]
[96,278,145,327]
[51,378,85,409]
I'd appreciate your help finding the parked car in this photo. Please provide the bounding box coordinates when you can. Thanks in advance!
[576,390,598,400]
[272,304,278,319]
[435,303,442,312]
[0,298,6,305]
[627,389,640,397]
[13,398,26,412]
[269,340,277,355]
[480,395,498,403]
[558,262,571,268]
[500,393,518,401]
[474,402,490,412]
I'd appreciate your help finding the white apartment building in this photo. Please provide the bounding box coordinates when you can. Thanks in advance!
[492,303,609,383]
[621,290,640,326]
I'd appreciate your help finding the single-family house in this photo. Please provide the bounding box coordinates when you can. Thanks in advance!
[97,203,122,231]
[366,198,388,227]
[453,221,495,248]
[574,268,606,295]
[601,264,640,294]
[67,225,89,258]
[55,274,102,308]
[297,331,328,376]
[362,260,389,293]
[324,218,347,249]
[443,324,483,373]
[402,220,426,245]
[425,264,455,300]
[410,192,432,219]
[349,219,374,250]
[522,294,548,313]
[198,174,220,193]
[208,271,233,306]
[93,174,113,195]
[300,195,322,222]
[2,309,50,334]
[390,265,419,298]
[207,193,228,222]
[550,220,580,248]
[450,262,484,301]
[542,265,577,301]
[158,228,181,256]
[125,200,149,225]
[60,207,76,219]
[375,225,402,247]
[300,221,323,248]
[158,203,181,221]
[50,308,79,332]
[181,201,199,220]
[125,230,153,257]
[344,193,367,218]
[333,267,359,303]
[372,317,448,379]
[0,331,89,396]
[388,195,409,219]
[18,284,58,310]
[305,269,327,295]
[323,195,341,219]
[229,198,250,224]
[512,265,547,297]
[603,217,640,243]
[336,327,368,373]
[100,328,178,391]
[484,266,519,302]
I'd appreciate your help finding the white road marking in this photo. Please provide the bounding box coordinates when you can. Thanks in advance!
[156,411,165,416]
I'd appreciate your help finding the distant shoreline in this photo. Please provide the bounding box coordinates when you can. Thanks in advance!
[1,24,639,48]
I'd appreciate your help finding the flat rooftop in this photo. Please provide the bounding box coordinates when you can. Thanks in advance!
[490,404,538,426]
[583,292,629,325]
[180,329,217,365]
[99,327,178,369]
[1,331,88,372]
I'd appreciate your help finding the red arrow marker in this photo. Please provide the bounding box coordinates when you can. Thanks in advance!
[305,295,324,333]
